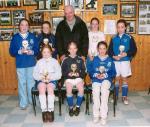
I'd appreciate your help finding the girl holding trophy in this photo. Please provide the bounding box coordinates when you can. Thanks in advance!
[87,41,116,125]
[33,45,62,122]
[61,41,86,117]
[108,19,137,105]
[9,19,39,110]
[37,21,57,59]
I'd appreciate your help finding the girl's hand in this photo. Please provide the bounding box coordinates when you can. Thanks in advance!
[68,72,73,77]
[120,52,127,58]
[75,73,79,77]
[113,56,121,61]
[27,50,33,55]
[96,74,104,79]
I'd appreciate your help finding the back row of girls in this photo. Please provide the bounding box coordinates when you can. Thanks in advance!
[9,18,137,125]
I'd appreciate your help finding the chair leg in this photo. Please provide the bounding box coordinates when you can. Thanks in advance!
[32,93,36,116]
[113,90,116,117]
[148,87,150,95]
[58,89,62,116]
[85,89,90,115]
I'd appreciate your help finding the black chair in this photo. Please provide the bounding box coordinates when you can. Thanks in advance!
[31,81,62,116]
[85,83,117,117]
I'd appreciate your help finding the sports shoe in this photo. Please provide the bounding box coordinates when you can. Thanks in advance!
[74,107,80,116]
[69,108,74,117]
[101,118,106,125]
[93,117,99,123]
[122,97,129,105]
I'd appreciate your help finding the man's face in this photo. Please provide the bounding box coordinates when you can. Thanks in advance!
[64,7,75,22]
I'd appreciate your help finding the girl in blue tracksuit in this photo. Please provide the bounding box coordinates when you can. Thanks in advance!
[9,19,39,109]
[87,41,116,125]
[108,19,137,105]
[37,21,57,59]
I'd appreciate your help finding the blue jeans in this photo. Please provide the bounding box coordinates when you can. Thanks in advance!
[17,67,35,108]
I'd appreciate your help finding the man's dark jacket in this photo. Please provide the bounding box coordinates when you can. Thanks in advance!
[55,16,89,57]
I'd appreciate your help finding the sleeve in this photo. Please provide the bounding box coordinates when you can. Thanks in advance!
[50,60,62,80]
[80,22,89,57]
[33,62,41,81]
[108,38,115,57]
[61,59,70,78]
[32,35,39,56]
[9,36,19,57]
[79,59,86,79]
[127,36,137,58]
[51,35,58,59]
[55,23,65,57]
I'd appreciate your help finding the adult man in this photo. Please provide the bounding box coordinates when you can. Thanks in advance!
[55,5,89,61]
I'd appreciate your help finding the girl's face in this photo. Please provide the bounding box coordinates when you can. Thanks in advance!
[91,19,99,32]
[68,43,77,56]
[19,20,29,34]
[117,22,126,35]
[42,24,51,34]
[42,48,51,59]
[98,44,107,57]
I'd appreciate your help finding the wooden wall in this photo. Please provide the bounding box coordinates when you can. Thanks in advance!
[0,0,150,95]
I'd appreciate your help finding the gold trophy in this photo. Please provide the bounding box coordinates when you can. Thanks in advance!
[99,66,105,74]
[43,69,49,84]
[43,38,49,45]
[90,50,95,57]
[22,40,29,53]
[71,64,77,76]
[118,45,125,56]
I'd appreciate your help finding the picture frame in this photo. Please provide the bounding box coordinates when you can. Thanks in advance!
[0,11,12,26]
[0,28,14,41]
[126,20,136,34]
[65,0,84,10]
[0,0,3,7]
[30,26,42,37]
[36,0,47,10]
[5,0,21,7]
[51,16,64,34]
[58,0,63,5]
[28,12,44,26]
[103,4,117,15]
[13,10,26,26]
[139,0,150,2]
[86,0,97,10]
[120,0,136,2]
[120,3,136,18]
[138,3,150,34]
[50,0,59,10]
[23,0,36,6]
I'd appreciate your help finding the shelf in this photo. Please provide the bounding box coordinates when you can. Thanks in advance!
[33,9,98,12]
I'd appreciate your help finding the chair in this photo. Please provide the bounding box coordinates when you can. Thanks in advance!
[31,81,62,116]
[85,83,117,117]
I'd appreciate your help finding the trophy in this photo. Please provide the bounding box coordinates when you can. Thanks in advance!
[90,50,96,57]
[22,40,29,53]
[71,64,77,76]
[43,38,49,45]
[99,66,105,74]
[43,69,49,84]
[118,45,125,56]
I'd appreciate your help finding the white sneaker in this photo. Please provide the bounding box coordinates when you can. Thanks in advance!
[93,117,99,123]
[101,119,106,125]
[123,99,129,105]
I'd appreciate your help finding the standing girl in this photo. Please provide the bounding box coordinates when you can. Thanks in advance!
[108,19,137,105]
[87,41,116,125]
[37,21,57,59]
[61,41,86,117]
[9,19,39,109]
[33,45,61,122]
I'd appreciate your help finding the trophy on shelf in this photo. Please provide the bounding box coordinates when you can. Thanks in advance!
[22,40,29,53]
[43,69,49,84]
[50,0,59,10]
[99,66,105,74]
[118,45,125,56]
[71,64,77,76]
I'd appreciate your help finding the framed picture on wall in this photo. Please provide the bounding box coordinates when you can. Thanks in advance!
[65,0,84,10]
[0,0,3,7]
[0,11,12,26]
[13,10,26,26]
[120,0,136,2]
[51,16,64,34]
[28,12,44,26]
[120,3,136,18]
[86,0,97,10]
[5,0,21,7]
[23,0,36,6]
[30,26,42,37]
[103,4,117,15]
[138,3,150,34]
[139,0,150,1]
[0,28,14,41]
[126,20,136,34]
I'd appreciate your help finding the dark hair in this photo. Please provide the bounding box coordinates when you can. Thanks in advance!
[117,19,127,27]
[67,41,78,50]
[90,17,100,24]
[97,41,108,49]
[42,21,51,28]
[41,45,52,54]
[18,18,30,27]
